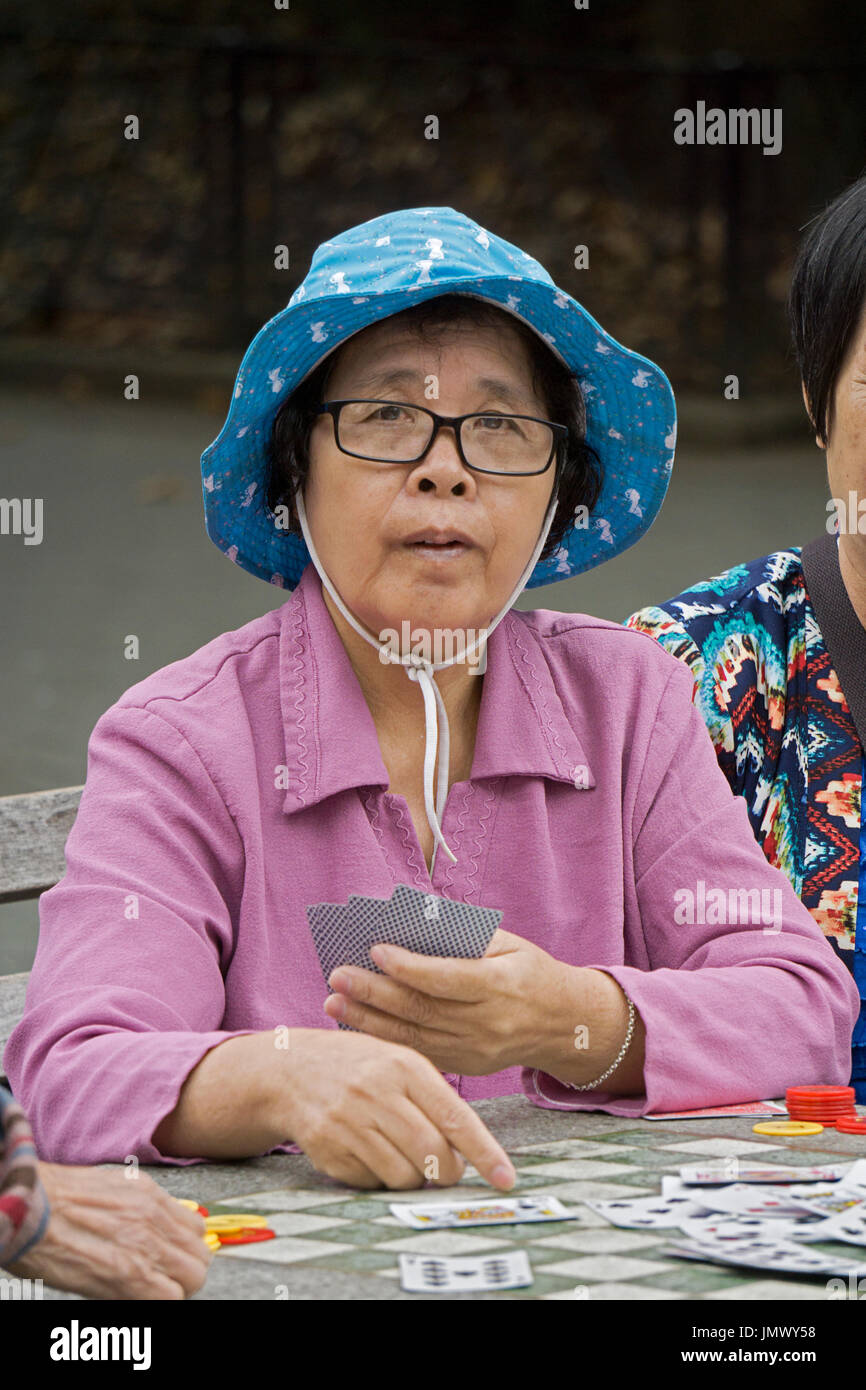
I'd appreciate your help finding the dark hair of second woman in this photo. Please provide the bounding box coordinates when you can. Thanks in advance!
[788,171,866,446]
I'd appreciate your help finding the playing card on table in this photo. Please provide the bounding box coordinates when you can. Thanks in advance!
[791,1200,866,1245]
[838,1159,866,1195]
[786,1186,866,1219]
[679,1163,848,1186]
[399,1251,533,1293]
[390,1193,577,1230]
[663,1232,866,1277]
[643,1100,787,1120]
[587,1192,712,1229]
[687,1183,812,1218]
[677,1213,815,1243]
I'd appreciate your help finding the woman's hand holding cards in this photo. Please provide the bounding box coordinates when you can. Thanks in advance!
[278,1029,516,1192]
[322,928,583,1074]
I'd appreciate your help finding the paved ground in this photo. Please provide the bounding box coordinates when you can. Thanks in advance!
[28,1094,866,1301]
[0,381,829,971]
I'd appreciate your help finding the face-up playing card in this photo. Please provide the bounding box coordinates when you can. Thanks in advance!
[586,1193,711,1229]
[792,1200,866,1246]
[684,1183,810,1218]
[787,1186,865,1219]
[390,1194,577,1230]
[662,1233,866,1277]
[838,1159,866,1195]
[678,1163,848,1186]
[399,1250,533,1293]
[677,1213,813,1243]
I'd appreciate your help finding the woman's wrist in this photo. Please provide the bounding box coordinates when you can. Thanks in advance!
[528,965,644,1094]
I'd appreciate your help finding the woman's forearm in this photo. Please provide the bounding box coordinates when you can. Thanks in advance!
[151,1031,294,1159]
[530,966,647,1096]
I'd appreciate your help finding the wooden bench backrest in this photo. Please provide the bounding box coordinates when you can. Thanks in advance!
[0,787,83,1083]
[0,788,83,905]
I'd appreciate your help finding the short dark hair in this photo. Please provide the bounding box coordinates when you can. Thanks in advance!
[265,292,602,564]
[788,172,866,445]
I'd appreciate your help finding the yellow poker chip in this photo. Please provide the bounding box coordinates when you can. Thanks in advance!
[205,1213,269,1232]
[752,1120,824,1136]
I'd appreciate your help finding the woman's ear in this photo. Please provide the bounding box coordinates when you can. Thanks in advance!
[801,381,825,450]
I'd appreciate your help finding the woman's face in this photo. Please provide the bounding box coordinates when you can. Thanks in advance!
[818,300,866,525]
[303,316,557,636]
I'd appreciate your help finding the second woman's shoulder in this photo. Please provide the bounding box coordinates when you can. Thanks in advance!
[625,547,807,643]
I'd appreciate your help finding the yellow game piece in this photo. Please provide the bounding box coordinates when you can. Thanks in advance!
[175,1198,201,1210]
[204,1232,222,1251]
[204,1213,269,1232]
[752,1120,824,1136]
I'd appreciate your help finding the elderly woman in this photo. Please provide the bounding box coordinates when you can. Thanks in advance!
[626,174,866,1104]
[4,208,858,1192]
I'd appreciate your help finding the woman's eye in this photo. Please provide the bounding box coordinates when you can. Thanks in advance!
[371,404,408,421]
[476,415,516,431]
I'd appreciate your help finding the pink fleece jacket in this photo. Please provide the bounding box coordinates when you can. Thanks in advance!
[4,563,859,1164]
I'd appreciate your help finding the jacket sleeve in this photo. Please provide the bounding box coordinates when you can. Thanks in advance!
[0,1085,50,1267]
[2,703,296,1166]
[523,656,861,1116]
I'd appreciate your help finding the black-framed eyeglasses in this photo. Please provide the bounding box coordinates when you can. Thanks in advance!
[316,399,567,476]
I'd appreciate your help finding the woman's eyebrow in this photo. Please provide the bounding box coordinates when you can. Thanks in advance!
[348,366,534,410]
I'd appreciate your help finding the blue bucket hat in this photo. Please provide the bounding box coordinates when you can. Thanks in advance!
[200,205,676,591]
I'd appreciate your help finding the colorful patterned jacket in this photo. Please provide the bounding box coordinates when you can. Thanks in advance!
[626,547,866,1098]
[0,1084,49,1267]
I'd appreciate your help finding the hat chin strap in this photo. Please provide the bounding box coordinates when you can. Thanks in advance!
[294,487,560,870]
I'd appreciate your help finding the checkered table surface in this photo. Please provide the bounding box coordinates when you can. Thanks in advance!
[49,1096,866,1301]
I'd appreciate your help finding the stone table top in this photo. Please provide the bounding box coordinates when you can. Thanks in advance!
[37,1094,866,1301]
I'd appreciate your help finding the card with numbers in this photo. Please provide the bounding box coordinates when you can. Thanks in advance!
[399,1251,533,1293]
[390,1193,577,1229]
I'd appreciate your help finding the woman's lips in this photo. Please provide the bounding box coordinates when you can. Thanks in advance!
[405,540,471,558]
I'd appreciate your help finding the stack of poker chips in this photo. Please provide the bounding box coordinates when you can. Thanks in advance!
[786,1085,865,1132]
[175,1199,277,1249]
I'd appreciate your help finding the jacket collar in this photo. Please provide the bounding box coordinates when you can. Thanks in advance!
[279,562,596,814]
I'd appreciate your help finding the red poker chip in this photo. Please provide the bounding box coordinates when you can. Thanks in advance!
[788,1108,858,1119]
[788,1097,857,1107]
[217,1228,277,1246]
[788,1097,856,1105]
[788,1103,859,1116]
[787,1086,855,1099]
[835,1115,866,1134]
[788,1101,854,1110]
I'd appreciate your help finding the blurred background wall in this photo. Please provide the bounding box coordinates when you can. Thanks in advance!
[2,0,866,967]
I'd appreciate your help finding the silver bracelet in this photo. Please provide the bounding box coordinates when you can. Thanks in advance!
[560,996,636,1091]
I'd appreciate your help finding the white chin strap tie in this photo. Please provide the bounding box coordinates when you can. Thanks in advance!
[295,488,560,871]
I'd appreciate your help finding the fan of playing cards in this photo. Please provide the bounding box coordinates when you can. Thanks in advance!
[589,1158,866,1277]
[307,885,502,1028]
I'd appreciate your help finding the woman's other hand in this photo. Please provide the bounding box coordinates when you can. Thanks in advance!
[279,1029,516,1192]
